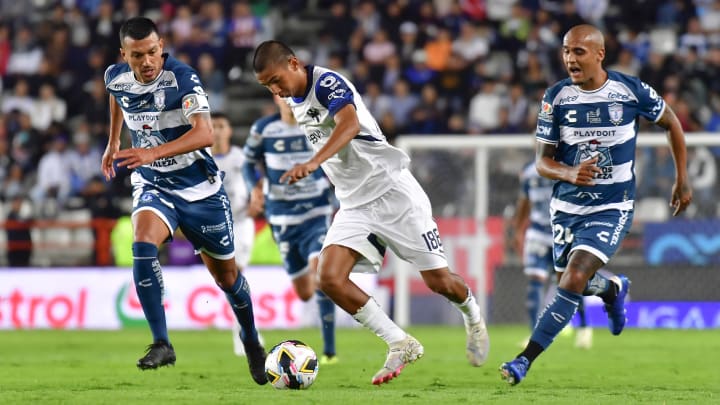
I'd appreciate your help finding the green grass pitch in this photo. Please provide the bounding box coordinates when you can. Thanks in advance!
[1,326,718,404]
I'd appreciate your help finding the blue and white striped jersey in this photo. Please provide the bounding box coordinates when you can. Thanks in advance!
[104,54,221,202]
[520,161,554,235]
[284,65,410,208]
[535,70,665,215]
[244,113,334,226]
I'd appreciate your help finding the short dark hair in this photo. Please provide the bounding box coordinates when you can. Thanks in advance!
[253,40,295,73]
[119,17,159,45]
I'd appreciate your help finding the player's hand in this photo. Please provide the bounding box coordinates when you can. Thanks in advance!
[114,148,158,170]
[568,157,603,186]
[101,142,120,181]
[670,179,692,216]
[280,161,319,185]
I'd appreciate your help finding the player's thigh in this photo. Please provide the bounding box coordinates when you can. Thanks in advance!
[177,192,235,261]
[552,209,633,272]
[373,171,448,270]
[131,186,178,244]
[323,208,386,273]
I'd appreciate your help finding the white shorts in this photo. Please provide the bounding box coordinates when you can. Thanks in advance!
[233,217,256,269]
[323,169,448,273]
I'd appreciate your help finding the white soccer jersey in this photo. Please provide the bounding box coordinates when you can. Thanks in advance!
[284,65,410,208]
[214,145,250,220]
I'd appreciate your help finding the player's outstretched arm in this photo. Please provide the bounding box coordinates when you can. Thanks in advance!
[280,104,359,185]
[535,141,602,186]
[655,105,692,216]
[115,112,214,169]
[102,95,124,180]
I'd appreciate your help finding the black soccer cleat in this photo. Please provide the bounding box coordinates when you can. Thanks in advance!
[137,340,176,370]
[244,340,268,385]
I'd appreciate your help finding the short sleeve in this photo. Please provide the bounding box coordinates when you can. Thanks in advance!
[536,91,558,145]
[314,72,355,116]
[634,79,665,123]
[178,70,210,118]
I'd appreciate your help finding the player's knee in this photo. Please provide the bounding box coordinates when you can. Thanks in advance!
[560,269,590,292]
[297,288,314,302]
[213,270,238,291]
[317,270,343,295]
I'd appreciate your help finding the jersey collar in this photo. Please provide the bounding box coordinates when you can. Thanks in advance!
[292,64,314,103]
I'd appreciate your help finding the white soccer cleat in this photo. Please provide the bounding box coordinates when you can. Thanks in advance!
[466,319,490,366]
[574,327,593,349]
[371,335,424,385]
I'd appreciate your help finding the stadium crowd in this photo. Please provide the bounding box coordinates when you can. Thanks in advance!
[0,0,719,264]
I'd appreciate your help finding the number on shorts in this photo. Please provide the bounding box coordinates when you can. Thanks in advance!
[553,224,574,245]
[421,228,443,252]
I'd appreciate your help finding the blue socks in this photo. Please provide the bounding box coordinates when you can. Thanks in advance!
[316,290,336,356]
[529,288,582,349]
[132,242,169,343]
[526,279,544,330]
[222,272,259,345]
[583,272,617,303]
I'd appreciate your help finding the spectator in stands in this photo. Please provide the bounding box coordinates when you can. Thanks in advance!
[387,79,420,130]
[452,21,491,67]
[226,1,262,71]
[31,83,67,131]
[67,122,103,198]
[6,25,44,77]
[197,52,226,112]
[5,193,33,267]
[403,49,437,92]
[170,5,194,47]
[397,21,422,67]
[407,83,447,134]
[363,81,392,120]
[679,17,708,57]
[468,79,503,133]
[31,134,72,217]
[363,29,396,81]
[2,79,34,117]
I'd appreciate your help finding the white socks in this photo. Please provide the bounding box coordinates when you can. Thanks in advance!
[452,289,483,328]
[353,297,407,344]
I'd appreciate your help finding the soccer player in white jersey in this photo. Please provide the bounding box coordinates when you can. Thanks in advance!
[252,40,490,385]
[500,24,692,386]
[101,17,267,384]
[210,112,264,357]
[243,95,339,365]
[509,161,592,349]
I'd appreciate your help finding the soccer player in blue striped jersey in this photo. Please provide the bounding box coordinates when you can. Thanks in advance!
[253,40,489,385]
[101,17,267,384]
[500,24,693,386]
[242,95,339,364]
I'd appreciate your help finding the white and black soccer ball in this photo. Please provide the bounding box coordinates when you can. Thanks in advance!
[264,340,319,390]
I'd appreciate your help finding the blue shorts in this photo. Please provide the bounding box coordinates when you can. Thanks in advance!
[551,209,633,272]
[271,215,329,279]
[133,185,235,260]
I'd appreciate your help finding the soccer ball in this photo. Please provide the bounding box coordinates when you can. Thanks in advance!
[264,340,319,389]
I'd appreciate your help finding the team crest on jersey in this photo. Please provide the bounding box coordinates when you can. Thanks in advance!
[608,102,623,125]
[153,89,166,111]
[575,140,613,179]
